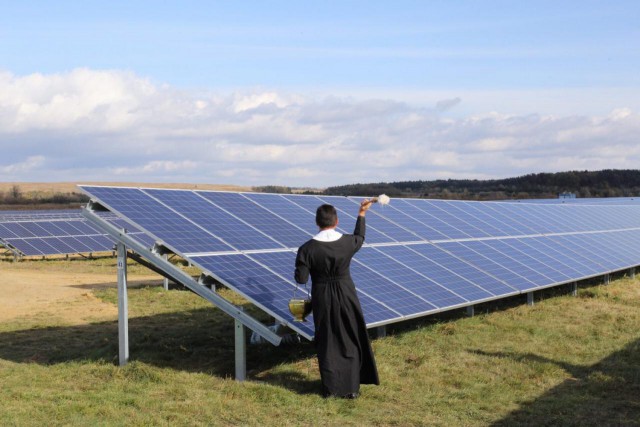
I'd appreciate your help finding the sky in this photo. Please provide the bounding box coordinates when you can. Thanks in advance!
[1,1,639,187]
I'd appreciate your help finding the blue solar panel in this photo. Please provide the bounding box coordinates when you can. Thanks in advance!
[192,253,315,338]
[578,232,639,267]
[418,200,494,238]
[283,194,395,244]
[198,192,312,248]
[480,203,539,235]
[355,246,466,309]
[466,202,536,236]
[0,209,152,257]
[485,239,577,283]
[84,187,232,254]
[436,241,537,292]
[549,234,618,271]
[463,240,556,289]
[393,244,510,299]
[243,193,317,236]
[80,186,640,340]
[144,189,285,251]
[393,199,472,239]
[436,201,507,237]
[501,197,640,205]
[248,251,400,325]
[517,237,603,277]
[350,198,449,240]
[320,195,424,242]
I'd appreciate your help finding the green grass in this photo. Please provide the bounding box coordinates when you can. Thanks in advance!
[1,259,639,426]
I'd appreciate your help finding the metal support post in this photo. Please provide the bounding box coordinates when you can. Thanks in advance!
[571,282,578,297]
[466,305,475,317]
[604,273,610,285]
[235,318,247,381]
[630,267,636,279]
[163,253,169,291]
[117,242,129,366]
[375,326,387,338]
[82,207,283,346]
[527,292,534,306]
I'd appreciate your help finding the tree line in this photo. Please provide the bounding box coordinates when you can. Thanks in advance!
[255,169,640,200]
[323,169,640,200]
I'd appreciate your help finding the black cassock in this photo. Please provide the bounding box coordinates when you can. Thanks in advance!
[294,216,380,396]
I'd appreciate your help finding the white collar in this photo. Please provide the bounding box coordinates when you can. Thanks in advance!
[313,228,343,242]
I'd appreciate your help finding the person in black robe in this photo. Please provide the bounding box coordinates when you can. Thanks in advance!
[294,200,380,398]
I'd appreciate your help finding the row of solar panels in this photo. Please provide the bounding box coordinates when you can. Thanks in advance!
[0,209,86,220]
[3,195,637,257]
[79,187,640,254]
[503,196,640,205]
[80,186,640,339]
[0,211,153,256]
[193,230,640,337]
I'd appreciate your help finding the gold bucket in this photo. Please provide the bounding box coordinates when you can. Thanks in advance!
[289,284,312,322]
[288,298,312,322]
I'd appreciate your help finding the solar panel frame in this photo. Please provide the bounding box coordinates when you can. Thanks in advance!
[78,185,640,341]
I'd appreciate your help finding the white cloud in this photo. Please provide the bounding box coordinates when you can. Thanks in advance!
[111,160,200,176]
[0,68,638,187]
[0,155,45,175]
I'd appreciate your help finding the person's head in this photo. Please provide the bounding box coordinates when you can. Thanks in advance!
[316,204,338,229]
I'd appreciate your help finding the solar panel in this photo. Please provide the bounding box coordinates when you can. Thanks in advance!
[80,186,640,339]
[0,209,153,257]
[501,197,640,205]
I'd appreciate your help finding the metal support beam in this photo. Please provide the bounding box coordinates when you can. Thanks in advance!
[571,282,578,297]
[163,253,169,290]
[375,326,387,338]
[235,319,246,381]
[630,267,636,279]
[604,273,610,285]
[466,305,475,317]
[116,242,130,366]
[82,207,282,345]
[527,292,534,306]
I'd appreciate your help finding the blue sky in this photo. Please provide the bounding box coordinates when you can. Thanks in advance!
[1,1,639,186]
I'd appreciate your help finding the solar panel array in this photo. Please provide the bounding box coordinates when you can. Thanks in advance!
[501,197,640,205]
[0,210,154,257]
[80,186,640,340]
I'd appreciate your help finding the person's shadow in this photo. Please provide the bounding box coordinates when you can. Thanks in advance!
[470,343,640,426]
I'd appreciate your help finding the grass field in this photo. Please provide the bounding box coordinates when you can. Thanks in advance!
[1,258,639,426]
[0,182,251,194]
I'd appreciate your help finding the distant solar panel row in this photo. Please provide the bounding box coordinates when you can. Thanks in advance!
[501,197,640,205]
[80,186,640,339]
[0,209,93,221]
[0,211,153,256]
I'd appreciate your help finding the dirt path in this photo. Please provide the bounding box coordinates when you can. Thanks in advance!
[0,267,159,325]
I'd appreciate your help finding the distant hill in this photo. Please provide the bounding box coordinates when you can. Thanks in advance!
[322,169,640,200]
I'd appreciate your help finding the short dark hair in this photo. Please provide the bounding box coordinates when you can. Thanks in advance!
[316,204,338,228]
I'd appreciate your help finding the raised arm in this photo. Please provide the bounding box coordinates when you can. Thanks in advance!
[353,198,372,250]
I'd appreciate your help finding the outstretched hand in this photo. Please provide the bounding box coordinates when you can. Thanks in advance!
[359,199,372,216]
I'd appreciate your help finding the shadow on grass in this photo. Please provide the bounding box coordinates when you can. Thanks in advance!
[0,306,319,393]
[471,340,640,426]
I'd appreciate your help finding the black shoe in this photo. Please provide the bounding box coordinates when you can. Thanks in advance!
[343,392,359,399]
